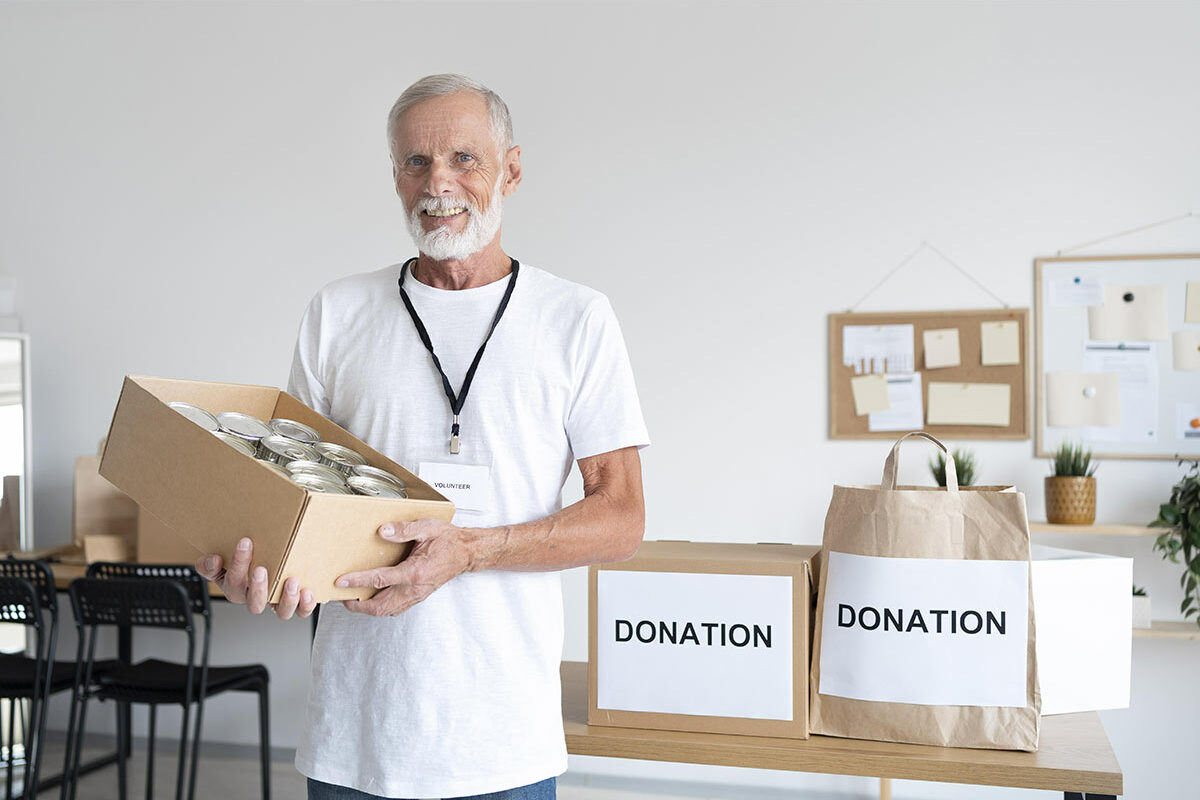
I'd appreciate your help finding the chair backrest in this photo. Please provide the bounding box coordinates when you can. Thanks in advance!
[69,577,194,631]
[0,576,42,629]
[0,557,57,613]
[86,562,211,616]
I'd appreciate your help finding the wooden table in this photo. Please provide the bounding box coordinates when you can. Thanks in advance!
[561,662,1122,798]
[49,561,226,597]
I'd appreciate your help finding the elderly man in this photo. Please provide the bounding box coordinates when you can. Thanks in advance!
[196,74,648,800]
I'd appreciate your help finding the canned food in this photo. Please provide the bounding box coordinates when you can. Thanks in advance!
[347,475,409,499]
[213,431,257,458]
[351,464,407,490]
[256,459,292,479]
[257,434,321,465]
[216,412,272,443]
[287,460,349,486]
[169,401,219,431]
[291,472,352,494]
[269,418,321,445]
[314,442,369,475]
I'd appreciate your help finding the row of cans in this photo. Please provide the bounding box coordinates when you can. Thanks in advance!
[168,402,409,498]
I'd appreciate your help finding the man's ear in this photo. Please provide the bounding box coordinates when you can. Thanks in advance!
[502,145,522,197]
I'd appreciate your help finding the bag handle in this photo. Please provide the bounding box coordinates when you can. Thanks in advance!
[881,431,959,494]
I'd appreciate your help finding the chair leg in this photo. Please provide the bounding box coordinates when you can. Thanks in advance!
[173,703,190,800]
[7,697,16,800]
[186,697,205,800]
[145,705,156,800]
[66,692,91,800]
[116,702,128,800]
[258,685,270,800]
[29,690,48,800]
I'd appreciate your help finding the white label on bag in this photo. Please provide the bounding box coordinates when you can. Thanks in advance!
[819,551,1030,708]
[597,571,794,720]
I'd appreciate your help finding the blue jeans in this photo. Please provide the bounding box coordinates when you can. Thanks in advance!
[307,776,556,800]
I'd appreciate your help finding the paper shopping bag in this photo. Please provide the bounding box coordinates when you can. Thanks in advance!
[809,432,1040,751]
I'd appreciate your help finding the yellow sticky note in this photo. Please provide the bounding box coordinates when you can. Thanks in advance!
[981,320,1021,366]
[1187,282,1200,324]
[1173,331,1200,371]
[850,373,890,416]
[1046,372,1120,427]
[922,328,961,369]
[927,382,1011,426]
[1087,284,1169,341]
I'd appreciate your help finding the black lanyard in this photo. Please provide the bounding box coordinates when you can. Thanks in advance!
[398,257,520,455]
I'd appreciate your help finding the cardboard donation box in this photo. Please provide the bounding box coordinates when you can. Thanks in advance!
[74,455,138,561]
[99,375,455,602]
[589,540,818,738]
[1031,545,1132,716]
[137,507,204,565]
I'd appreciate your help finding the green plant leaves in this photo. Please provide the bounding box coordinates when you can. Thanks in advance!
[1153,460,1200,630]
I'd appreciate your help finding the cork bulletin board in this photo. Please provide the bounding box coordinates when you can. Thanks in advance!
[829,308,1031,440]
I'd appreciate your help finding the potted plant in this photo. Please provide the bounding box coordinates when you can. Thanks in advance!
[929,448,977,487]
[1132,585,1152,629]
[1045,440,1097,524]
[1149,459,1200,629]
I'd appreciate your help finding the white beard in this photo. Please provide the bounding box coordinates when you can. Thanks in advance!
[405,176,504,262]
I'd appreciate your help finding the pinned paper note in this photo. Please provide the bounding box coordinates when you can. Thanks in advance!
[1046,371,1120,427]
[1187,283,1200,324]
[926,382,1011,427]
[850,373,891,415]
[843,324,914,374]
[922,328,961,369]
[868,373,924,432]
[981,320,1021,366]
[1082,342,1158,442]
[1176,403,1200,442]
[1049,277,1103,307]
[1087,285,1169,341]
[1173,331,1200,371]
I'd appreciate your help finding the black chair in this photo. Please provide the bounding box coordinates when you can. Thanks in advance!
[65,564,270,800]
[0,559,71,800]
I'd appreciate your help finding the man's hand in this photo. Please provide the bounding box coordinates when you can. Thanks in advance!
[195,537,318,621]
[337,519,473,617]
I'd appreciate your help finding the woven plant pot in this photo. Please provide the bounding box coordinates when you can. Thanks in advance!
[1045,476,1096,525]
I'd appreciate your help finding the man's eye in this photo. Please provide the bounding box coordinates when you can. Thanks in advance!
[457,154,474,163]
[407,157,426,167]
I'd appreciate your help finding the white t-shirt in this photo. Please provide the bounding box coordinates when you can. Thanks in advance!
[288,261,649,798]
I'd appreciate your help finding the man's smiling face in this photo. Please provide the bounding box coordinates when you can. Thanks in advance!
[392,91,512,261]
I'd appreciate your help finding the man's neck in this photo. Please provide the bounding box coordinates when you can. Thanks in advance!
[412,241,512,290]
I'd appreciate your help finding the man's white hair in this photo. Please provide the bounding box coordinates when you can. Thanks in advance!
[386,74,514,163]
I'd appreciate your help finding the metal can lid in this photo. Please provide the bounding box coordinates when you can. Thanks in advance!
[315,442,369,467]
[256,460,292,479]
[347,475,408,499]
[260,435,320,463]
[213,431,257,458]
[168,402,219,432]
[292,472,352,494]
[351,464,407,489]
[216,412,272,441]
[286,460,348,485]
[269,418,321,445]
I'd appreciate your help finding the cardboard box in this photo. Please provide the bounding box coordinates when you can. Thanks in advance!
[73,455,138,547]
[589,540,818,738]
[136,507,203,565]
[83,533,135,563]
[1031,544,1131,716]
[99,375,455,603]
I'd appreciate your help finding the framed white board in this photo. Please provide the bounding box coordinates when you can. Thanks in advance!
[1035,253,1200,460]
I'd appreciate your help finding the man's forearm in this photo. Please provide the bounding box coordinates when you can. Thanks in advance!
[460,447,645,573]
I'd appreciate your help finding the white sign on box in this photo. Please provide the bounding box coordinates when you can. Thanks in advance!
[596,570,794,720]
[819,551,1030,708]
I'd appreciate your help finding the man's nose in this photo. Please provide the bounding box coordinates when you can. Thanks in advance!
[424,159,457,196]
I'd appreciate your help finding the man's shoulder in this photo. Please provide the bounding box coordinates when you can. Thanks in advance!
[301,264,398,317]
[520,264,610,315]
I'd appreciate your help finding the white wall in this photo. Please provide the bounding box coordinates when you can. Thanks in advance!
[2,1,1199,797]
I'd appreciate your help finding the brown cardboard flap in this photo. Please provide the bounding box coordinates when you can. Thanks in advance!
[99,376,307,575]
[277,492,457,603]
